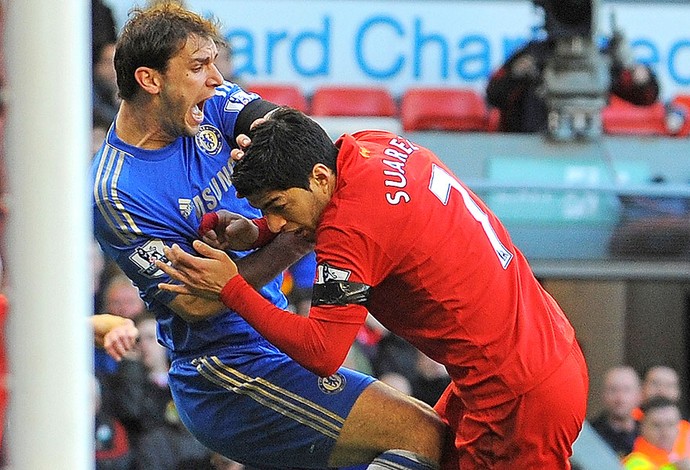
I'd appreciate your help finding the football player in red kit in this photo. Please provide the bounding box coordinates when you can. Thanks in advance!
[157,107,589,469]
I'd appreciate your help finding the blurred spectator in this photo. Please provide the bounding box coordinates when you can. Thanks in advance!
[103,312,210,469]
[634,365,690,464]
[92,124,109,157]
[370,331,420,386]
[378,372,413,396]
[486,30,659,133]
[281,252,316,316]
[135,401,212,470]
[591,365,642,458]
[411,351,450,407]
[102,312,169,444]
[94,273,146,377]
[622,396,690,470]
[100,273,146,322]
[92,40,120,129]
[92,0,117,49]
[342,338,374,376]
[355,314,388,362]
[643,365,683,405]
[94,375,133,470]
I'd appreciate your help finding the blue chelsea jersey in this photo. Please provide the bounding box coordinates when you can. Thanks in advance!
[91,82,287,356]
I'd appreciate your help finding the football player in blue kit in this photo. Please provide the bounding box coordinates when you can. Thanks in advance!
[91,3,446,470]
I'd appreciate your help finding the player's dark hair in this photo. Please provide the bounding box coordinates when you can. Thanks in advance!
[115,2,225,101]
[232,107,339,198]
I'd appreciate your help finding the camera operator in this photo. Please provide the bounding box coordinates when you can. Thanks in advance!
[486,0,659,134]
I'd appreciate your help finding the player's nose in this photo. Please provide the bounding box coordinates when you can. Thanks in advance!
[207,63,224,87]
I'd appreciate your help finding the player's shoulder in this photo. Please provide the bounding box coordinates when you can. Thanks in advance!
[350,129,398,144]
[210,82,260,109]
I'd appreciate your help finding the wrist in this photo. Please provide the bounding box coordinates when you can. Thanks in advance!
[249,217,278,249]
[219,275,247,309]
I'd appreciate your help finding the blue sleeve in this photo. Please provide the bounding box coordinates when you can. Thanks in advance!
[204,81,261,144]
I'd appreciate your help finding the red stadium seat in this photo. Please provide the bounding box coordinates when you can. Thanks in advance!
[486,107,502,133]
[602,95,668,136]
[248,83,309,113]
[310,86,398,117]
[401,88,488,132]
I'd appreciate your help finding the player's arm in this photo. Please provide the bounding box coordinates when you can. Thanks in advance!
[165,231,312,323]
[91,314,139,362]
[234,98,278,136]
[156,241,368,376]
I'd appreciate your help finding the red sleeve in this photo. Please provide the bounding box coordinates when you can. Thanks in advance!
[220,275,368,377]
[249,216,278,249]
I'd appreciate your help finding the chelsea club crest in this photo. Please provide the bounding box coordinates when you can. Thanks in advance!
[195,125,223,156]
[318,372,347,394]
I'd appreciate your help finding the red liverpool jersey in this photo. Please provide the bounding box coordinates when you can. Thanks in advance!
[315,130,576,410]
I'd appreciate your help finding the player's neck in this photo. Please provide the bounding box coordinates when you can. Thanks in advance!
[115,101,175,149]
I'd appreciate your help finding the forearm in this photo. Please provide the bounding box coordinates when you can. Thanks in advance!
[220,276,366,377]
[235,99,279,136]
[165,232,311,322]
[167,293,227,323]
[91,314,131,348]
[236,231,313,289]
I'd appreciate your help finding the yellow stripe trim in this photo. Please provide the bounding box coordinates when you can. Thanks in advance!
[197,356,344,439]
[93,146,142,244]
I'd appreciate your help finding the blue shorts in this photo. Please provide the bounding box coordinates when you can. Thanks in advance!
[169,338,375,469]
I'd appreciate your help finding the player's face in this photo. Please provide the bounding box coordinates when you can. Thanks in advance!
[248,185,327,242]
[158,34,223,138]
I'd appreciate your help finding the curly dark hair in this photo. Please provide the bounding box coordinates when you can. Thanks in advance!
[232,107,339,199]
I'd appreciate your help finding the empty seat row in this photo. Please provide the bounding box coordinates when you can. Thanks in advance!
[248,83,690,136]
[248,84,495,132]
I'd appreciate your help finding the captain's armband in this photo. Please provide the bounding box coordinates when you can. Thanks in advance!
[311,281,371,307]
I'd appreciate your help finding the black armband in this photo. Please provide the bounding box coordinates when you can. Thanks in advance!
[235,99,279,137]
[312,281,371,306]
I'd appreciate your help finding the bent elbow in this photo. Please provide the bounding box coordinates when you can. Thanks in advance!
[312,361,341,378]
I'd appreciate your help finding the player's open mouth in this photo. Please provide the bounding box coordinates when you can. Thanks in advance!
[191,100,205,124]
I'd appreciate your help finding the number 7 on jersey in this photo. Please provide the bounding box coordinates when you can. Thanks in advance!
[428,164,514,269]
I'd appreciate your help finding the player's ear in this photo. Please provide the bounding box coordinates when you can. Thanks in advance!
[311,164,332,189]
[134,67,162,95]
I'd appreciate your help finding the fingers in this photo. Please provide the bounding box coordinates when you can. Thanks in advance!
[200,230,221,248]
[157,282,194,295]
[191,239,227,261]
[156,253,186,280]
[237,134,252,147]
[230,148,244,163]
[103,324,139,362]
[162,243,201,269]
[231,134,252,162]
